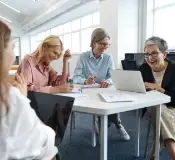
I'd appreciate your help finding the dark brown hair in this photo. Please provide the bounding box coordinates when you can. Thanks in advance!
[0,20,11,114]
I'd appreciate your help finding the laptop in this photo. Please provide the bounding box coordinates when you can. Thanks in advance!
[111,70,147,93]
[27,91,75,145]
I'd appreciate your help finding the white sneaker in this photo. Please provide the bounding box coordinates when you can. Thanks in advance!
[117,125,130,141]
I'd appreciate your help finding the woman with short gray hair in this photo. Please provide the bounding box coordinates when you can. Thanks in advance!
[140,36,175,159]
[73,28,130,141]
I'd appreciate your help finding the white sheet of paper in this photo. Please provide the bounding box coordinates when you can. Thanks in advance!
[81,83,100,89]
[98,92,136,102]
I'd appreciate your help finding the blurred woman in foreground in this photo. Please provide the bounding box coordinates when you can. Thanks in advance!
[0,20,58,160]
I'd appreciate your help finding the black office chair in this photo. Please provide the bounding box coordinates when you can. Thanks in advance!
[121,60,138,70]
[27,91,75,160]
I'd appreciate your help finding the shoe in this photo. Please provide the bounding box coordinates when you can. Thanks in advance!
[117,125,130,141]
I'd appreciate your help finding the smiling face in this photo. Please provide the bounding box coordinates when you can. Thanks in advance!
[144,44,167,70]
[92,37,110,56]
[41,41,62,66]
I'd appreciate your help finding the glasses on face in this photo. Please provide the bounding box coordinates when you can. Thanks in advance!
[97,42,110,47]
[144,51,161,58]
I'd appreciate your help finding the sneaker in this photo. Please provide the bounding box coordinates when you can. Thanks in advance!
[117,125,130,141]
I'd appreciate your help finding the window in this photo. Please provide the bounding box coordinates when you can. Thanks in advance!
[72,19,80,31]
[51,26,59,35]
[31,12,100,54]
[147,0,175,49]
[13,38,20,56]
[72,32,80,53]
[63,22,71,34]
[63,33,71,51]
[81,14,93,29]
[92,12,100,25]
[81,28,92,52]
[45,30,51,37]
[37,32,45,41]
[155,0,175,8]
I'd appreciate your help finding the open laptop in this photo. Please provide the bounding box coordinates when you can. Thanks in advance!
[111,70,147,93]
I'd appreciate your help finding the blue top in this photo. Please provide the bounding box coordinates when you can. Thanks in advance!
[73,50,115,84]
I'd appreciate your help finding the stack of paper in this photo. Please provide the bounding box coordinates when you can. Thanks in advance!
[98,92,136,102]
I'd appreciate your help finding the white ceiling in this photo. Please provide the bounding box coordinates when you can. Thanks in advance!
[0,0,97,36]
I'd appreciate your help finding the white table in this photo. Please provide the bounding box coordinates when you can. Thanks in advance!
[59,88,170,160]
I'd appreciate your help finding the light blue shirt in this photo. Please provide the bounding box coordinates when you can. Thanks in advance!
[73,50,115,84]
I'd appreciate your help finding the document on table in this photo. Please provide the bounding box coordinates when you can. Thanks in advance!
[98,92,136,102]
[81,83,100,89]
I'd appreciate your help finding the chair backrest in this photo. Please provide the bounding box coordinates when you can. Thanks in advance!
[121,60,138,70]
[27,91,75,144]
[167,54,175,62]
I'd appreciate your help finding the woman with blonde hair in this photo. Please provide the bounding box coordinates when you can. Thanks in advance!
[0,20,58,159]
[17,35,73,93]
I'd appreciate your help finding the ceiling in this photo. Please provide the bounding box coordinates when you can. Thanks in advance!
[0,0,97,36]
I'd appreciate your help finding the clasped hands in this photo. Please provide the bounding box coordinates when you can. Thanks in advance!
[144,82,165,93]
[84,76,109,88]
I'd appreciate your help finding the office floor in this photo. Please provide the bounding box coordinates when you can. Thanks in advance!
[58,111,171,160]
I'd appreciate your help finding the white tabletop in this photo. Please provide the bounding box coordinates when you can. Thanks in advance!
[58,87,171,116]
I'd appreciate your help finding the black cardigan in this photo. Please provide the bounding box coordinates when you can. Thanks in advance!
[139,59,175,107]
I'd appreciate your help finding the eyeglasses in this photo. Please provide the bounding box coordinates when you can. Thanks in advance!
[97,42,110,47]
[144,51,161,58]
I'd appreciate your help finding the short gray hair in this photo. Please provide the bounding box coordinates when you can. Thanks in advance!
[144,36,168,53]
[90,28,110,47]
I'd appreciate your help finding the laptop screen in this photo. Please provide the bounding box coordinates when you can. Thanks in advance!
[27,91,75,145]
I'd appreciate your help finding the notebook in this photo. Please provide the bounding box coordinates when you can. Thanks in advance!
[98,92,136,102]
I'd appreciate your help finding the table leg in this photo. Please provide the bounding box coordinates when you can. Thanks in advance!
[135,109,140,157]
[155,105,161,160]
[100,115,108,160]
[92,115,96,147]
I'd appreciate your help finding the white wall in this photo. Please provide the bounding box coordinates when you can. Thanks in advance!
[118,0,139,63]
[20,36,31,60]
[100,0,139,68]
[100,0,118,68]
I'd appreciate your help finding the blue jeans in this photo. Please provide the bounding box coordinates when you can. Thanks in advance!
[98,113,121,127]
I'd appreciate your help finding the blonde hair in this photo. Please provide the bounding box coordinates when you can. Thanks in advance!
[90,28,110,48]
[32,35,63,57]
[0,20,11,114]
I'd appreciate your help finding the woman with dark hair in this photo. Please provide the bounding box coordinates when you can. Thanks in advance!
[140,36,175,160]
[73,28,130,141]
[0,20,57,160]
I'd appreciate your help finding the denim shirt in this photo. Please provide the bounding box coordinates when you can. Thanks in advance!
[73,50,115,84]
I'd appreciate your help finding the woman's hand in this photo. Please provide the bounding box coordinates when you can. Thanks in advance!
[13,73,28,96]
[100,80,109,88]
[50,84,73,93]
[85,76,96,85]
[144,82,165,93]
[63,49,72,62]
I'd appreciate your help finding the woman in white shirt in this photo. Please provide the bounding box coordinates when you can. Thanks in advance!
[0,21,58,159]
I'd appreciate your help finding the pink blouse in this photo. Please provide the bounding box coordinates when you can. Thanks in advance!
[16,55,68,93]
